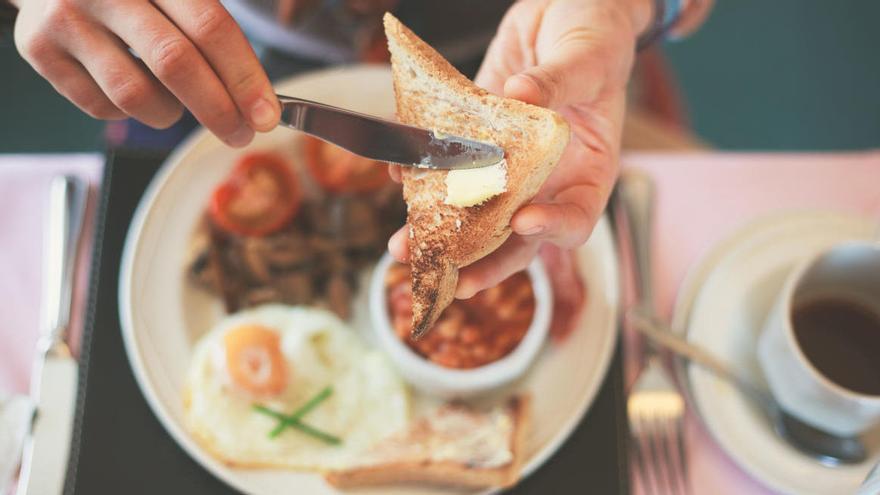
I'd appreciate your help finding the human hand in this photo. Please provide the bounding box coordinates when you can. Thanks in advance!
[11,0,279,147]
[389,0,652,297]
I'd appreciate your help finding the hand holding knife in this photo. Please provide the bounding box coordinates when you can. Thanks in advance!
[17,176,87,495]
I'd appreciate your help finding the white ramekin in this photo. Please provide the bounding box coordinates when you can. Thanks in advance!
[369,252,553,398]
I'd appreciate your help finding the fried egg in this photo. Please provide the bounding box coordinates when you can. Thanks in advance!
[183,305,410,470]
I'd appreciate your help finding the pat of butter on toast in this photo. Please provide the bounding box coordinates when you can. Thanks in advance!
[444,159,508,207]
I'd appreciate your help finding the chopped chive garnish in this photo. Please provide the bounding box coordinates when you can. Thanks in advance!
[291,387,333,420]
[253,386,340,445]
[253,404,288,422]
[283,421,341,445]
[268,386,332,437]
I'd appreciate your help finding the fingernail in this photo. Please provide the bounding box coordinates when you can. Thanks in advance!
[519,224,546,236]
[226,125,253,148]
[455,282,475,300]
[250,98,278,129]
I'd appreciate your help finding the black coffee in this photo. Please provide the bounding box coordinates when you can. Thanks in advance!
[792,298,880,396]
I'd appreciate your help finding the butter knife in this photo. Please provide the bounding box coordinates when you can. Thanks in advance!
[17,175,87,495]
[276,94,504,170]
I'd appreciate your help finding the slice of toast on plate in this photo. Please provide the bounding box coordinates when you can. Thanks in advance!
[324,396,530,489]
[383,13,570,338]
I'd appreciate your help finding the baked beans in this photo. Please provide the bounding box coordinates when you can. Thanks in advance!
[385,263,536,369]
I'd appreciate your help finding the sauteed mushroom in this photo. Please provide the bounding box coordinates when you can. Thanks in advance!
[326,273,352,320]
[187,153,406,320]
[274,272,314,304]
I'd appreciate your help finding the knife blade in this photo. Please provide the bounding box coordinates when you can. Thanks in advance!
[276,95,504,170]
[17,175,87,495]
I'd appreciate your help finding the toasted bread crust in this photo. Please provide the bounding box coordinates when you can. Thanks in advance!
[383,13,570,337]
[324,396,531,489]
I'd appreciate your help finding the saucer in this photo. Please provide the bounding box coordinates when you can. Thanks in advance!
[670,211,879,495]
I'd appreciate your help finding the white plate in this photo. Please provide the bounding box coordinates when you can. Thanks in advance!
[671,211,880,495]
[118,65,621,495]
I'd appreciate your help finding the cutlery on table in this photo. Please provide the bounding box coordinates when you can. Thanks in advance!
[276,94,504,170]
[628,311,868,465]
[618,171,868,466]
[17,175,88,495]
[0,394,33,491]
[617,170,690,495]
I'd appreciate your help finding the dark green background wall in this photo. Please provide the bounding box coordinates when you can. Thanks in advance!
[664,0,880,150]
[2,0,879,152]
[1,36,107,151]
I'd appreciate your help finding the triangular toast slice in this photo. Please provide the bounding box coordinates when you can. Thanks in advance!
[324,396,530,489]
[383,13,570,338]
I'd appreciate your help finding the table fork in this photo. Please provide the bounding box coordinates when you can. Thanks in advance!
[617,170,690,495]
[628,353,689,495]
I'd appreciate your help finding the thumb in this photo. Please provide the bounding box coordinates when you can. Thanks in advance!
[503,0,636,109]
[504,39,607,110]
[504,50,604,109]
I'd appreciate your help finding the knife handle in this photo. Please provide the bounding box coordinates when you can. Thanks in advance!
[40,175,88,354]
[616,170,656,315]
[17,357,79,495]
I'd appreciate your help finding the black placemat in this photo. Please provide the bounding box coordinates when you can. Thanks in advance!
[65,148,629,494]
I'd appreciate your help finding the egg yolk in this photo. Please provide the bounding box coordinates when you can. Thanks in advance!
[223,325,288,396]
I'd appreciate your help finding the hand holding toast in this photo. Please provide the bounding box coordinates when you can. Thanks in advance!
[389,0,652,299]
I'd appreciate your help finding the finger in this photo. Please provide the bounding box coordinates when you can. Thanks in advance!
[50,61,127,120]
[388,226,409,262]
[511,199,597,249]
[152,0,279,132]
[388,164,402,183]
[21,41,125,120]
[60,22,184,128]
[504,48,606,110]
[97,3,254,146]
[456,236,540,299]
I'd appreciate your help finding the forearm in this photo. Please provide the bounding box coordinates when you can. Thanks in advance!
[672,0,714,37]
[638,0,714,48]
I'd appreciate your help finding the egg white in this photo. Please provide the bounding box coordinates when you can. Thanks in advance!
[184,305,410,470]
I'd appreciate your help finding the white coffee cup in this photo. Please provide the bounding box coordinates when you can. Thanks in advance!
[758,241,880,437]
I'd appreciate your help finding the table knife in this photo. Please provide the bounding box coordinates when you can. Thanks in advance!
[276,94,504,170]
[17,176,88,495]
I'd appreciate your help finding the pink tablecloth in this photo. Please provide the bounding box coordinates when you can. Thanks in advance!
[0,151,878,494]
[0,154,103,395]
